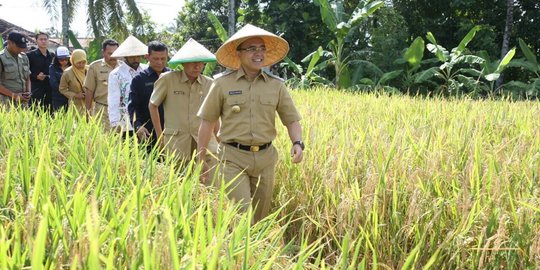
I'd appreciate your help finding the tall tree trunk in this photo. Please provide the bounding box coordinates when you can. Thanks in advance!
[496,0,514,89]
[62,0,69,46]
[228,0,235,36]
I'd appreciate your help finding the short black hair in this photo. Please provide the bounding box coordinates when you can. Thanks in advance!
[147,41,168,54]
[102,39,119,50]
[35,31,49,39]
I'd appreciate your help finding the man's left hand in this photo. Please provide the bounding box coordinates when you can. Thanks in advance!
[291,144,303,163]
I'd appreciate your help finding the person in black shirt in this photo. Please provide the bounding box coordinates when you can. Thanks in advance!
[49,46,71,112]
[128,41,169,152]
[27,32,54,111]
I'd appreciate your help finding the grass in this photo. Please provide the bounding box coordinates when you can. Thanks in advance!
[1,88,539,269]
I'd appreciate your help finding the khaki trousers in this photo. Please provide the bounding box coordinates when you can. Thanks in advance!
[94,103,110,131]
[217,143,278,223]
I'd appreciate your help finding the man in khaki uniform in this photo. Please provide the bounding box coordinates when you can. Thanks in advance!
[0,31,31,106]
[150,39,219,171]
[84,39,120,130]
[197,24,305,223]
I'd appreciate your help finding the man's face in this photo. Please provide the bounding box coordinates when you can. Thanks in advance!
[36,34,48,49]
[237,37,266,73]
[103,45,119,66]
[125,55,143,70]
[7,41,24,55]
[146,50,168,73]
[183,62,205,81]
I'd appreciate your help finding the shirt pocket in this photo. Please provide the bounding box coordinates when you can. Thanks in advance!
[226,95,247,106]
[22,65,30,80]
[98,72,109,86]
[3,64,19,80]
[260,95,278,107]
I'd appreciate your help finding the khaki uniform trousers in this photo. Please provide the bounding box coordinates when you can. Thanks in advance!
[217,143,278,223]
[94,103,110,131]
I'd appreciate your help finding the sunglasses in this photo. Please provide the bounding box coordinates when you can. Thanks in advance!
[237,46,266,52]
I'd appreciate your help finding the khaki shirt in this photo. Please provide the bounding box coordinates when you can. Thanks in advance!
[151,70,218,153]
[84,59,117,104]
[59,66,85,110]
[198,67,301,145]
[0,49,30,94]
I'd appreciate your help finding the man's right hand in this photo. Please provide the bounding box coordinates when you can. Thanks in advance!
[13,92,30,102]
[136,126,151,140]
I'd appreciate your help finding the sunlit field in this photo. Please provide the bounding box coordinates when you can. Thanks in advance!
[1,88,539,269]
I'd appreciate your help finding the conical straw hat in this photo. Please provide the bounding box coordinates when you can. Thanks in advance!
[169,38,216,64]
[215,24,289,70]
[111,35,147,57]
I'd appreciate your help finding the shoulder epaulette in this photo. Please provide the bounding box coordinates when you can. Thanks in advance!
[263,69,284,82]
[213,69,235,79]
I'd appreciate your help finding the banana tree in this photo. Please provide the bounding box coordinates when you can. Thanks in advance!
[416,26,486,96]
[504,38,540,98]
[283,46,333,89]
[314,0,383,89]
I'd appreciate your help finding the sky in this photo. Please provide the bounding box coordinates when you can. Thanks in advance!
[0,0,184,37]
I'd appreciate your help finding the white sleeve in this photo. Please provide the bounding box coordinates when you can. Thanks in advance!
[108,72,121,127]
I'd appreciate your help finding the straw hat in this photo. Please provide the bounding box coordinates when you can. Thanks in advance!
[215,24,289,70]
[111,35,147,58]
[169,38,216,64]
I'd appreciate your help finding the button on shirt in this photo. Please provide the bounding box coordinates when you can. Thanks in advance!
[108,62,147,130]
[128,67,169,136]
[84,59,118,104]
[198,68,301,145]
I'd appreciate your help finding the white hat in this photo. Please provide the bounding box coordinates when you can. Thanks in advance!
[111,35,147,58]
[169,38,216,65]
[56,46,70,58]
[215,24,289,70]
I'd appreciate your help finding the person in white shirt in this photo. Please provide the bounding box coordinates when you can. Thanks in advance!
[108,36,148,137]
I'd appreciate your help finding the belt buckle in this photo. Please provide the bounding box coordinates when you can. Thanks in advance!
[250,145,260,152]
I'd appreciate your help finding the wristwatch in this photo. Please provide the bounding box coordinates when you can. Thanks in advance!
[293,140,305,150]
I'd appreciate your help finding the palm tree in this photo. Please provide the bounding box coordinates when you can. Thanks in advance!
[41,0,143,46]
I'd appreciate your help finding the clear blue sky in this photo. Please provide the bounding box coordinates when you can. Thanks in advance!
[0,0,184,37]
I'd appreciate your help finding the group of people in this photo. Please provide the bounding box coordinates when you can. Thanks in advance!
[0,24,305,223]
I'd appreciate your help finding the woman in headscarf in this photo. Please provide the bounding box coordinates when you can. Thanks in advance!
[59,49,88,114]
[49,46,71,112]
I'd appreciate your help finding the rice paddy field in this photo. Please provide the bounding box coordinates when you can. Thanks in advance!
[1,88,539,269]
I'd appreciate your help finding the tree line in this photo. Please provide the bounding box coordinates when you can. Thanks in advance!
[48,0,540,99]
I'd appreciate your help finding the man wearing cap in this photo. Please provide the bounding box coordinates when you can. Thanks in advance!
[128,41,169,152]
[197,24,304,223]
[0,31,31,106]
[84,39,120,130]
[27,31,54,110]
[149,38,219,172]
[108,36,148,137]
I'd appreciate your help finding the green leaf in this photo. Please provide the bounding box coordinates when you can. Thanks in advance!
[518,38,538,67]
[0,36,4,50]
[425,32,447,62]
[314,0,338,32]
[67,30,83,49]
[379,70,403,85]
[404,37,425,69]
[415,67,440,83]
[495,47,516,73]
[456,26,481,55]
[207,13,229,42]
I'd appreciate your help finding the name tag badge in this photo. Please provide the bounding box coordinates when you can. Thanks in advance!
[228,90,242,95]
[145,82,154,86]
[174,91,185,95]
[100,71,109,74]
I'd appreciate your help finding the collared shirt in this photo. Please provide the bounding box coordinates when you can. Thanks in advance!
[128,66,169,136]
[26,48,54,91]
[151,70,213,139]
[84,58,119,104]
[108,62,147,130]
[0,49,30,102]
[198,67,301,145]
